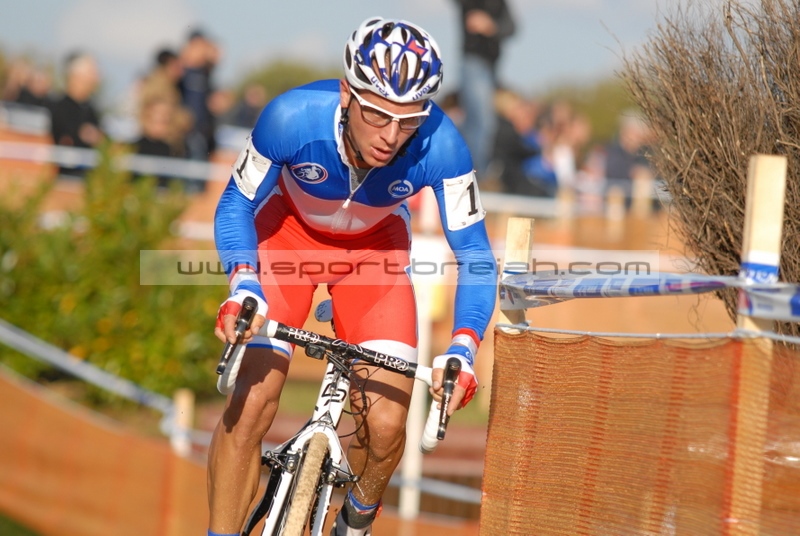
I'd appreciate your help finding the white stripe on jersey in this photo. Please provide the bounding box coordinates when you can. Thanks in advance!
[279,168,408,235]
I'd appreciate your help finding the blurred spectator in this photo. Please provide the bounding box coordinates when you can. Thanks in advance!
[454,0,516,180]
[577,111,656,213]
[179,29,220,162]
[16,67,52,107]
[223,82,268,128]
[48,52,105,178]
[492,88,550,197]
[603,112,656,208]
[438,90,465,130]
[138,48,192,157]
[131,97,187,188]
[577,142,609,213]
[541,101,591,193]
[1,57,33,102]
[140,49,183,105]
[133,98,183,158]
[2,58,53,108]
[508,97,559,198]
[208,87,236,124]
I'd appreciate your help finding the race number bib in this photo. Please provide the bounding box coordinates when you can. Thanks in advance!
[442,172,485,231]
[231,137,272,200]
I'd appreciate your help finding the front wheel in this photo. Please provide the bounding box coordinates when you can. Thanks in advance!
[283,432,329,536]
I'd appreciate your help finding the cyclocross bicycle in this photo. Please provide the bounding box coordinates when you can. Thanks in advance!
[215,297,461,536]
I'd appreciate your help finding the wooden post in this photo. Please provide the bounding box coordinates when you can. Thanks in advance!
[499,217,535,332]
[171,388,195,457]
[605,185,626,243]
[726,154,786,535]
[631,168,655,218]
[478,218,534,412]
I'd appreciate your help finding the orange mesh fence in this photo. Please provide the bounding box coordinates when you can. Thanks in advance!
[0,367,208,536]
[481,330,800,535]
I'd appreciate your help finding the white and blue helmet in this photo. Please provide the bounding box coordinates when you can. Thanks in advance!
[344,17,443,103]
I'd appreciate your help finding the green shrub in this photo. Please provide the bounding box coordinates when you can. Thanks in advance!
[0,147,226,400]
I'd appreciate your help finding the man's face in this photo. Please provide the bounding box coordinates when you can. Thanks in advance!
[339,80,428,168]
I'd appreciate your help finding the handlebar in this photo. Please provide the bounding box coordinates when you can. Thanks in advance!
[263,319,458,453]
[419,356,461,454]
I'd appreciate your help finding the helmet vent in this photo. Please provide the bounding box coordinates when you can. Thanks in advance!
[344,47,353,70]
[343,17,443,103]
[399,54,410,93]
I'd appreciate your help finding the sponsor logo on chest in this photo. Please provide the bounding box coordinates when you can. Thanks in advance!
[388,179,414,198]
[291,163,328,184]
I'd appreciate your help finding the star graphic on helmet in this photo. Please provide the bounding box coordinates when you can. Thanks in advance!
[407,40,427,56]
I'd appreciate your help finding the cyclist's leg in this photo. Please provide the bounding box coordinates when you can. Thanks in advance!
[207,345,291,532]
[208,204,317,533]
[337,304,416,503]
[328,229,417,531]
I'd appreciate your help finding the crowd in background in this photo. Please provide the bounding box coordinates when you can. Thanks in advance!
[0,5,657,208]
[449,0,657,208]
[440,85,656,210]
[0,28,266,186]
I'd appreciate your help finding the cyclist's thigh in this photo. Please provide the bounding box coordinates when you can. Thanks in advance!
[250,198,317,357]
[349,363,414,424]
[330,237,417,414]
[226,346,291,430]
[328,233,417,361]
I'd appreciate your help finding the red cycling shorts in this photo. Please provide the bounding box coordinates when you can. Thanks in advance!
[248,193,418,362]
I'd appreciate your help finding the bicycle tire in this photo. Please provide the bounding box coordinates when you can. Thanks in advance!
[283,432,329,536]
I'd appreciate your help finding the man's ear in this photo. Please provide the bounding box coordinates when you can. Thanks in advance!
[339,79,350,108]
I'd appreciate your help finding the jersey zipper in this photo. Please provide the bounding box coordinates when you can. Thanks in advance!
[331,168,370,233]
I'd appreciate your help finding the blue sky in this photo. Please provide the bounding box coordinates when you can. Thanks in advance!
[0,0,703,110]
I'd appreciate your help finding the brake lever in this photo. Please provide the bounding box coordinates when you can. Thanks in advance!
[215,296,258,375]
[437,357,462,440]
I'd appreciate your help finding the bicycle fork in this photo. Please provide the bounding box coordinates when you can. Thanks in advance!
[242,362,357,535]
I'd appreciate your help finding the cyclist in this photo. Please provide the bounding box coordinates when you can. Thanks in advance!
[208,16,497,536]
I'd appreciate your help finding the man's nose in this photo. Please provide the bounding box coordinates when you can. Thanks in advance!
[381,120,401,144]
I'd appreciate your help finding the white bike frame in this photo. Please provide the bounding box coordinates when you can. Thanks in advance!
[239,319,452,536]
[256,361,352,535]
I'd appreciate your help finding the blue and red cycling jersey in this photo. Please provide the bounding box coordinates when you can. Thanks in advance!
[215,79,497,353]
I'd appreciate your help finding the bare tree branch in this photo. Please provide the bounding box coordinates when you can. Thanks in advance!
[623,0,800,338]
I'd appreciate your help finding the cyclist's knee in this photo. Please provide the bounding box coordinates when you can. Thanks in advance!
[222,383,282,440]
[360,411,407,456]
[219,400,277,449]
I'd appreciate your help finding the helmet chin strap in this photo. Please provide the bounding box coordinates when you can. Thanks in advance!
[340,104,366,165]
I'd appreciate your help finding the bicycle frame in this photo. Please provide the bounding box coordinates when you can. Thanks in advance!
[243,358,353,536]
[233,320,459,536]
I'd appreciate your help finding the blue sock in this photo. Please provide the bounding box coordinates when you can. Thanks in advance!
[346,490,380,514]
[207,531,238,536]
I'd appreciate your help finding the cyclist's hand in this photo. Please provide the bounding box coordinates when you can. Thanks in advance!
[214,290,267,344]
[430,353,478,415]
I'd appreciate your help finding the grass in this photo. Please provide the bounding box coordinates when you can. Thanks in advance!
[0,514,39,536]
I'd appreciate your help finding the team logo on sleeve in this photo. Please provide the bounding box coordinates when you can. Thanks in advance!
[291,163,328,184]
[388,179,414,198]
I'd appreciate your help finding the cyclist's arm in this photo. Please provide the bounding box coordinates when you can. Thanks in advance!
[215,92,295,276]
[428,170,497,411]
[427,144,497,355]
[214,164,281,280]
[214,99,293,340]
[438,194,496,350]
[213,163,282,342]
